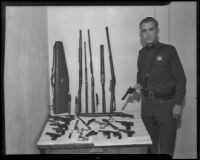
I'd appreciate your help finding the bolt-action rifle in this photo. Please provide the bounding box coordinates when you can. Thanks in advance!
[88,29,95,113]
[84,41,89,113]
[100,44,106,113]
[78,112,134,118]
[106,27,116,113]
[78,30,83,114]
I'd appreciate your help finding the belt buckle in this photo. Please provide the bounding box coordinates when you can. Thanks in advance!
[149,91,154,99]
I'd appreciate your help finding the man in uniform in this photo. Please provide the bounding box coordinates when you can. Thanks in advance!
[134,17,186,157]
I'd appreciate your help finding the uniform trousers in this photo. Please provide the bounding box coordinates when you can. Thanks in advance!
[141,96,177,157]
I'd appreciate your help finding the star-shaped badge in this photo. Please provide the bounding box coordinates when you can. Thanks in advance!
[157,56,163,61]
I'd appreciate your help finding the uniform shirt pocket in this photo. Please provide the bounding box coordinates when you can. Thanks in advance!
[152,55,170,76]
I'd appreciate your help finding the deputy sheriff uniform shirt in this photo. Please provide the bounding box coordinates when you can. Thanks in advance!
[137,41,187,105]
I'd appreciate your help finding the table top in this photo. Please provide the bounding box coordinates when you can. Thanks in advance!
[37,112,152,149]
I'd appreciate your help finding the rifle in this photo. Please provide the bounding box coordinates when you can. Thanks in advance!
[88,29,95,113]
[121,86,136,100]
[78,112,134,118]
[98,130,122,139]
[100,44,106,113]
[84,41,89,113]
[78,30,83,113]
[51,41,71,114]
[106,27,116,113]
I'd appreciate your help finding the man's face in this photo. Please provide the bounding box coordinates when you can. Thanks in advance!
[140,21,159,46]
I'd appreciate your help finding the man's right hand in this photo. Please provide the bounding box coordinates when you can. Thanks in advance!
[134,83,142,94]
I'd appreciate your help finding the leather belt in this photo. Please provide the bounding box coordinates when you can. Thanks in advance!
[142,89,175,100]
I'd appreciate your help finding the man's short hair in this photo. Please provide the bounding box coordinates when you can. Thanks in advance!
[139,17,159,29]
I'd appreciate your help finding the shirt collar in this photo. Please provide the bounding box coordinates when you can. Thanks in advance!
[145,41,160,50]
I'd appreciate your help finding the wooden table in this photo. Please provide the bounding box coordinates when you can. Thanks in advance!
[37,112,152,154]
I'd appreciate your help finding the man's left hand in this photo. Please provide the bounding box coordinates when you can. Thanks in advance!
[172,104,183,118]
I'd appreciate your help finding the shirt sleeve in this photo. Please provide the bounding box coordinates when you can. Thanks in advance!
[170,46,187,105]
